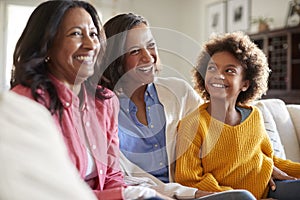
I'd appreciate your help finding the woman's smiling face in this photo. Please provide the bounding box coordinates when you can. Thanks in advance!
[48,7,101,85]
[123,23,158,86]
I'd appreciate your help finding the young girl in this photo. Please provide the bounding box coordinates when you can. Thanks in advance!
[175,31,300,199]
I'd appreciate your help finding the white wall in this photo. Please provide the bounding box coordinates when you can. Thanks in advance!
[0,1,5,91]
[250,0,289,32]
[117,0,289,44]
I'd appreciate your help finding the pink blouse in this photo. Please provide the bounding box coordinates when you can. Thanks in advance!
[12,76,125,199]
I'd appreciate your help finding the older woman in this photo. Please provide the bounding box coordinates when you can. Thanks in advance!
[10,1,165,199]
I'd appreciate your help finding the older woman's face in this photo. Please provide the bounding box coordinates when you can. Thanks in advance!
[48,7,100,85]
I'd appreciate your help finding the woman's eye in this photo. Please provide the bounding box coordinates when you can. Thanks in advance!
[148,42,156,49]
[129,49,140,55]
[207,65,216,71]
[226,68,236,74]
[70,31,82,36]
[90,32,99,38]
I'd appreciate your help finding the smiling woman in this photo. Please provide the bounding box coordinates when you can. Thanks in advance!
[9,1,126,199]
[8,1,170,199]
[46,7,101,88]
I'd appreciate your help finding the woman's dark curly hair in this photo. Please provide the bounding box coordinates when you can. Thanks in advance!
[10,0,106,116]
[99,13,149,91]
[193,31,270,104]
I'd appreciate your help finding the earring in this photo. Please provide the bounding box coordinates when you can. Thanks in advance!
[44,56,50,63]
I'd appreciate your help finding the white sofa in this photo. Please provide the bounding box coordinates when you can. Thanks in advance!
[253,98,300,162]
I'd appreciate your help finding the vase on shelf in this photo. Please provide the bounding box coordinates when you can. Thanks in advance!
[258,22,270,32]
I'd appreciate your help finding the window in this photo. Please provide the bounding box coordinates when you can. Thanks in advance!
[5,4,35,89]
[0,0,41,90]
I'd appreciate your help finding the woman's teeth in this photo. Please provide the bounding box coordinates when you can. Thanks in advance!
[138,66,153,72]
[212,83,226,88]
[75,56,93,62]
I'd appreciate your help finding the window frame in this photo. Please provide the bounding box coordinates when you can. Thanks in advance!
[0,0,43,90]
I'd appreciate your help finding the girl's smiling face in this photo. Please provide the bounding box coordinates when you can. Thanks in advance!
[205,51,249,102]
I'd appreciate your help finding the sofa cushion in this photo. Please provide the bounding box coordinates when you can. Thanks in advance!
[255,99,300,162]
[253,100,286,159]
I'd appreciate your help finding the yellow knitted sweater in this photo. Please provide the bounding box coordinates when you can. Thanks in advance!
[175,103,300,199]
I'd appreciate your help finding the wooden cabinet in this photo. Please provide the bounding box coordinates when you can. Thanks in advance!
[249,27,300,104]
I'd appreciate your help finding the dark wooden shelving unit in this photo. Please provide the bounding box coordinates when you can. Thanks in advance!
[249,26,300,104]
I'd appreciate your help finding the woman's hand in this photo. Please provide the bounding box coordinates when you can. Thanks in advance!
[124,186,174,200]
[269,166,297,191]
[155,192,174,200]
[195,190,216,198]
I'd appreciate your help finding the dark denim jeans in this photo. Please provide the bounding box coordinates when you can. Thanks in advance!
[196,190,255,200]
[145,190,256,200]
[268,179,300,200]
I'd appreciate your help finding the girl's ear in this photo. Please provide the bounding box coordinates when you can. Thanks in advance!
[242,80,250,91]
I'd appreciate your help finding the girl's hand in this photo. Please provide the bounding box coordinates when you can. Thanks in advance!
[195,190,216,198]
[269,166,297,191]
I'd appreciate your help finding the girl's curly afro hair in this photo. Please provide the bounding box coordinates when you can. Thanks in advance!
[193,31,271,104]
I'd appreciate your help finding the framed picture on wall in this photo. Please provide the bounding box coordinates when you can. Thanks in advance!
[207,2,226,36]
[286,0,300,27]
[227,0,250,32]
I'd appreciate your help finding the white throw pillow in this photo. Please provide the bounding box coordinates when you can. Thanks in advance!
[253,101,286,159]
[254,99,300,162]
